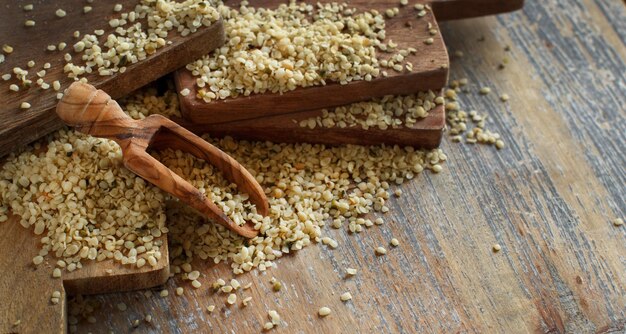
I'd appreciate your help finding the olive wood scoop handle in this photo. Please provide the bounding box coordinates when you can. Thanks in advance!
[56,82,268,239]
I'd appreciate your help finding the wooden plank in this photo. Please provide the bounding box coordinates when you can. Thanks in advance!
[175,0,523,126]
[0,214,169,334]
[171,101,446,149]
[174,0,451,125]
[0,0,225,158]
[72,0,625,333]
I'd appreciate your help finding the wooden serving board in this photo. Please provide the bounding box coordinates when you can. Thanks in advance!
[0,215,169,333]
[174,0,524,148]
[0,0,225,158]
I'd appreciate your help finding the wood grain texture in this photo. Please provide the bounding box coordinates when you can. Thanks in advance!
[0,214,169,334]
[0,0,225,158]
[70,1,625,333]
[171,102,446,149]
[174,0,522,147]
[174,0,452,124]
[4,0,626,333]
[56,82,268,238]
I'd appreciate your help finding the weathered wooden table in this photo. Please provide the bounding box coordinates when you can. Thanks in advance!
[75,1,625,333]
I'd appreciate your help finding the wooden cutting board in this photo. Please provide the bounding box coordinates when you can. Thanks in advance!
[174,0,523,148]
[0,0,225,158]
[0,214,169,333]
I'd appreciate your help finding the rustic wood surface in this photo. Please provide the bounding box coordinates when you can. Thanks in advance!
[4,0,626,333]
[171,101,446,149]
[0,0,225,158]
[57,82,268,238]
[175,0,522,125]
[0,214,170,334]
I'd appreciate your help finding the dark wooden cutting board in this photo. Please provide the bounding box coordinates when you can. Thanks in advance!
[172,0,523,148]
[0,0,225,158]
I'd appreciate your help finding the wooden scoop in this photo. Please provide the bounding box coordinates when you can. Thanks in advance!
[56,82,268,238]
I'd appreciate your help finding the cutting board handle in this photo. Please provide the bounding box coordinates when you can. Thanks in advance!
[429,0,524,21]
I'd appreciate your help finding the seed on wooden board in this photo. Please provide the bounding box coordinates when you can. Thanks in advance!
[25,20,35,27]
[479,87,491,95]
[613,218,623,226]
[390,238,400,247]
[191,280,201,288]
[227,293,237,304]
[160,289,169,297]
[346,268,358,276]
[176,287,184,296]
[207,305,215,313]
[56,9,67,18]
[52,268,61,278]
[2,44,13,54]
[375,246,387,255]
[340,292,352,301]
[492,244,502,252]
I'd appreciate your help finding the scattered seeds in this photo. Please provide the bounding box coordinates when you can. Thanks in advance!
[116,302,127,311]
[179,88,191,97]
[613,218,624,227]
[346,268,358,276]
[340,292,353,301]
[2,44,13,54]
[492,244,502,252]
[52,268,61,278]
[375,246,387,255]
[500,94,510,102]
[390,238,400,247]
[55,9,67,18]
[25,20,36,27]
[207,305,215,313]
[479,87,491,95]
[318,306,331,317]
[160,289,169,297]
[176,287,184,296]
[227,293,237,305]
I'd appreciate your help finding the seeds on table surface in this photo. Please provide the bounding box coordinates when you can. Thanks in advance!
[55,9,67,18]
[242,296,253,307]
[318,306,331,317]
[83,6,92,13]
[263,322,274,330]
[113,4,123,12]
[160,289,169,297]
[25,20,35,27]
[375,246,387,255]
[479,87,491,95]
[52,268,61,278]
[191,280,202,288]
[23,4,33,11]
[390,238,400,247]
[227,293,237,305]
[346,268,358,276]
[145,315,152,323]
[614,218,624,226]
[268,310,280,324]
[176,287,184,296]
[424,38,434,45]
[492,244,502,252]
[340,292,352,301]
[500,94,510,102]
[207,305,215,313]
[9,84,19,92]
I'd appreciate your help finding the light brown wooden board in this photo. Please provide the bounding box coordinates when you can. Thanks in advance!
[0,0,225,158]
[174,0,524,126]
[72,0,625,332]
[0,214,169,334]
